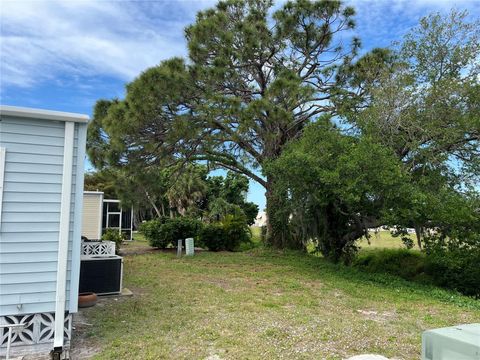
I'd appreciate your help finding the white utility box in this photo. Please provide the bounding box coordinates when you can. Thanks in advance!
[422,323,480,360]
[185,238,194,256]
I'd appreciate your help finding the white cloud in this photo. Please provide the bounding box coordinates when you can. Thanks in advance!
[1,0,478,90]
[0,0,215,88]
[345,0,480,53]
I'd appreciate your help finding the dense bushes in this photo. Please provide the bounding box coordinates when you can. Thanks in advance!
[354,249,427,282]
[199,224,227,251]
[140,215,251,251]
[422,232,480,297]
[424,249,480,298]
[199,215,251,251]
[140,217,202,248]
[354,248,480,298]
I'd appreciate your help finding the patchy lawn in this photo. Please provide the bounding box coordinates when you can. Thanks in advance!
[83,241,480,360]
[358,230,418,250]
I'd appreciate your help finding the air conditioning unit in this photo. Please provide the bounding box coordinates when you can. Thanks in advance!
[422,323,480,360]
[79,255,123,295]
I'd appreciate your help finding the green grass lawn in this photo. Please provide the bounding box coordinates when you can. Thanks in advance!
[83,240,480,360]
[250,225,262,243]
[358,230,417,250]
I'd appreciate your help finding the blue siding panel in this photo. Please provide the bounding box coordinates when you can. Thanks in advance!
[1,292,58,305]
[6,152,64,165]
[1,117,65,129]
[0,271,71,284]
[3,202,61,212]
[1,142,64,156]
[1,261,71,274]
[0,241,59,253]
[4,182,63,193]
[0,115,86,317]
[0,301,70,317]
[1,232,59,242]
[5,162,63,174]
[2,212,61,223]
[0,121,65,136]
[4,172,63,183]
[0,282,70,294]
[1,222,61,233]
[0,252,72,263]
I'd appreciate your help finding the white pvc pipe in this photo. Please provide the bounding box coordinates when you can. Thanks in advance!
[53,121,75,349]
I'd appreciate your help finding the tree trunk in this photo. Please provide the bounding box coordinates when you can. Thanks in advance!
[264,176,302,250]
[145,190,162,218]
[414,223,423,249]
[160,201,166,217]
[168,198,176,218]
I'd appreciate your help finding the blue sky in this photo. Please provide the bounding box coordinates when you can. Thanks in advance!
[1,0,479,210]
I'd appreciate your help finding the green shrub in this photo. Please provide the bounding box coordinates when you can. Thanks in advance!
[140,217,202,249]
[101,228,125,254]
[139,218,168,248]
[199,223,227,251]
[353,249,427,282]
[424,249,480,298]
[198,215,251,251]
[162,217,203,248]
[422,233,480,297]
[222,214,251,251]
[354,247,480,298]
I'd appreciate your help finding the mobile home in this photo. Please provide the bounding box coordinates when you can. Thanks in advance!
[0,105,88,358]
[81,191,134,241]
[82,191,104,240]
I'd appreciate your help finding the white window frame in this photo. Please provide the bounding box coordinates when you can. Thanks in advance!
[0,147,5,229]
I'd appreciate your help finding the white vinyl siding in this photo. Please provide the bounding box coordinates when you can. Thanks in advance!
[0,115,82,316]
[82,193,103,240]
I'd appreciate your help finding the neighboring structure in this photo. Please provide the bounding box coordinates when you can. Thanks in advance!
[82,191,104,240]
[254,211,267,227]
[0,106,88,358]
[102,199,133,241]
[81,191,133,241]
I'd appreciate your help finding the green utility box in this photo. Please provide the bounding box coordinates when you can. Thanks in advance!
[422,323,480,360]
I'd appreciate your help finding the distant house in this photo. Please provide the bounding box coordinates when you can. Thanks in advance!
[0,106,88,358]
[82,191,104,240]
[254,211,267,227]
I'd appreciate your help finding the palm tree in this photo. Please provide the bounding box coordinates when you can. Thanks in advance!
[167,165,207,217]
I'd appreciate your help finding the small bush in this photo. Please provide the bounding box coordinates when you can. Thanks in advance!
[102,228,125,254]
[139,218,168,248]
[198,215,251,251]
[222,214,251,251]
[140,217,202,249]
[199,223,227,251]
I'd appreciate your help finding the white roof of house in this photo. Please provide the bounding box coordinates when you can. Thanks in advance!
[84,191,104,195]
[0,105,89,123]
